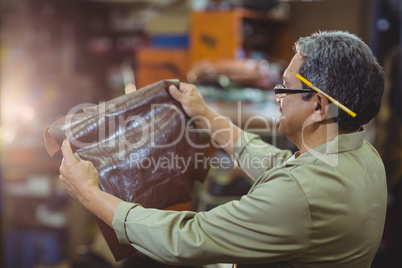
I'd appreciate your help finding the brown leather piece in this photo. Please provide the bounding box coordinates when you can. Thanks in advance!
[45,79,209,261]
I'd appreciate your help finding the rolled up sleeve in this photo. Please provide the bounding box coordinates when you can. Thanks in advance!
[112,201,140,244]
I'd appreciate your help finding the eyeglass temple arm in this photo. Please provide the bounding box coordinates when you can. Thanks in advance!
[296,73,357,118]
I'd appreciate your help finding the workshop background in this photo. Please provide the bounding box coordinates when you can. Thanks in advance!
[0,0,401,267]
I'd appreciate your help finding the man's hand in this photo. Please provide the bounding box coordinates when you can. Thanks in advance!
[59,139,123,226]
[59,140,100,205]
[169,82,211,120]
[169,82,243,155]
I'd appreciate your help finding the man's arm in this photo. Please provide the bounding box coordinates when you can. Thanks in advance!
[112,171,310,265]
[170,83,293,180]
[169,83,243,156]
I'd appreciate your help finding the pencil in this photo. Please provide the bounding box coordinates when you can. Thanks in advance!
[296,73,357,118]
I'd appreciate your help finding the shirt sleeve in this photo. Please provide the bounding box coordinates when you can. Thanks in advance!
[112,171,311,266]
[113,201,140,243]
[231,132,293,180]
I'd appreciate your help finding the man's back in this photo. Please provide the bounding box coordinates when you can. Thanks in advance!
[276,131,386,267]
[232,129,386,267]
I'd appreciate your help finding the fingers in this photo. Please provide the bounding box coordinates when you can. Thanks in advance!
[61,139,78,164]
[169,85,184,102]
[59,174,78,199]
[169,83,196,99]
[178,82,195,94]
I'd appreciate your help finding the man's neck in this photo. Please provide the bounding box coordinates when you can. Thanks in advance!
[295,123,341,156]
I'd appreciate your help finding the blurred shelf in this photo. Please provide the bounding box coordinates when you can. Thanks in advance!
[207,100,280,132]
[191,8,293,64]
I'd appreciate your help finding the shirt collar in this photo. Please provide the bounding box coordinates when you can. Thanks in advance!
[285,128,366,166]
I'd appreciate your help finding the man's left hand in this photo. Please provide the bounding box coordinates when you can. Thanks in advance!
[59,140,100,204]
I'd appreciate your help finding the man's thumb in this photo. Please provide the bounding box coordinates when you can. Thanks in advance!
[169,85,183,101]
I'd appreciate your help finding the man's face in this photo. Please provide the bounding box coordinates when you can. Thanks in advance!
[277,55,315,143]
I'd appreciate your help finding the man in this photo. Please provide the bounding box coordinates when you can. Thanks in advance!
[59,31,387,267]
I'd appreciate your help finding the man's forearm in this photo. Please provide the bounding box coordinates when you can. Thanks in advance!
[194,108,243,156]
[82,187,123,227]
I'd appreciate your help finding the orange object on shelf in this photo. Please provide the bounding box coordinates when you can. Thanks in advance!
[136,48,189,88]
[191,10,242,63]
[190,8,292,65]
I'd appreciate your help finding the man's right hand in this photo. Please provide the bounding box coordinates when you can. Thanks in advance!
[169,82,243,155]
[169,83,211,120]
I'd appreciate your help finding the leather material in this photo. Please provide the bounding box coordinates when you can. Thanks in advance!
[45,79,209,261]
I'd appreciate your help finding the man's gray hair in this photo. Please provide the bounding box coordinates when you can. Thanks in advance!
[294,31,384,132]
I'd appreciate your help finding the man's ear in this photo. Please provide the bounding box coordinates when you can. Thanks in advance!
[310,93,330,122]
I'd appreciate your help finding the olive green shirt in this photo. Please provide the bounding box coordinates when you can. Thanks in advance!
[112,130,387,267]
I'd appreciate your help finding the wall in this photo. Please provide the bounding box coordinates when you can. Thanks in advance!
[289,0,374,43]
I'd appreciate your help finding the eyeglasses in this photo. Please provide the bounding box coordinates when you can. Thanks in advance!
[274,73,357,118]
[274,84,316,104]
